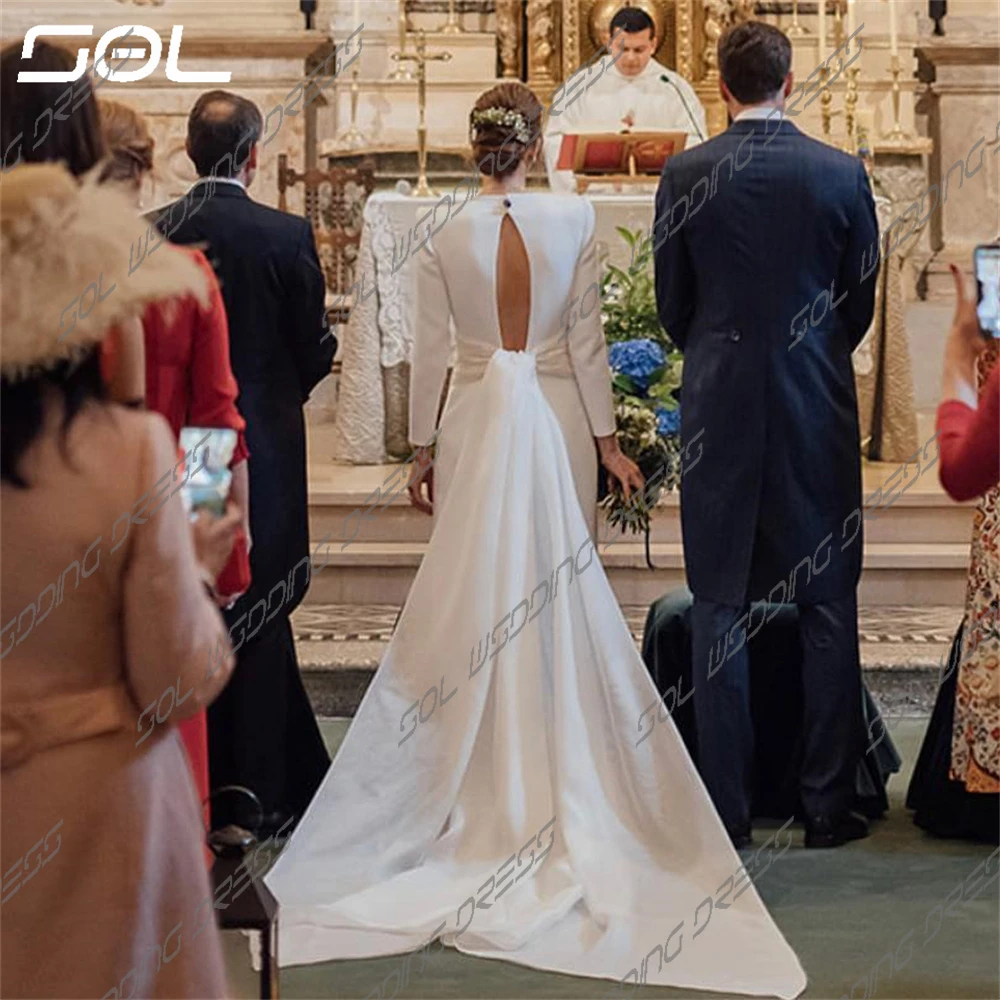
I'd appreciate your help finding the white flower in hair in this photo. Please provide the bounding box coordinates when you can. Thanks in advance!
[470,106,531,145]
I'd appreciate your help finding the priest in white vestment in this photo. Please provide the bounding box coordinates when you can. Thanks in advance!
[544,6,707,193]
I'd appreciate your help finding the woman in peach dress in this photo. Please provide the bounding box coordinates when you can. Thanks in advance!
[0,161,241,998]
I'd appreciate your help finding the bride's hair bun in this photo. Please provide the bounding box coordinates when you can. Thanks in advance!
[469,82,543,180]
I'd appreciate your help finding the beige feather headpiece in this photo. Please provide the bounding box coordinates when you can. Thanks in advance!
[1,162,209,380]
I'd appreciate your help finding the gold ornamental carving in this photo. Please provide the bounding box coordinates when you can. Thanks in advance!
[496,0,523,79]
[527,0,560,105]
[702,0,754,73]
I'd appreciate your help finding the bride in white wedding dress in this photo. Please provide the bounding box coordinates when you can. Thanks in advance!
[264,83,807,999]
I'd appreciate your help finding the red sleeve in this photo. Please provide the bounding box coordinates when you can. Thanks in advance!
[186,249,249,466]
[935,365,1000,502]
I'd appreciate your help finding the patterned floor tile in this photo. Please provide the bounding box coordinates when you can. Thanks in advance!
[292,603,963,649]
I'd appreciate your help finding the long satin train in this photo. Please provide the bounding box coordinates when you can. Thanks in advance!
[263,349,807,998]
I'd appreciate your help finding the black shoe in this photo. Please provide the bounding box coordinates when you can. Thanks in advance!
[804,810,869,849]
[726,824,753,850]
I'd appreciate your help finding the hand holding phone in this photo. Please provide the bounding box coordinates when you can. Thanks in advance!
[974,243,1000,339]
[191,501,243,581]
[941,264,989,409]
[180,427,237,519]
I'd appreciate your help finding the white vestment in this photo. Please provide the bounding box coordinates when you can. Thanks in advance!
[544,57,707,193]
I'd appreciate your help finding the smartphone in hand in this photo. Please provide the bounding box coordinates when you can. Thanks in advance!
[974,243,1000,339]
[179,427,237,519]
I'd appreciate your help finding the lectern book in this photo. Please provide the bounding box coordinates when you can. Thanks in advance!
[556,131,688,176]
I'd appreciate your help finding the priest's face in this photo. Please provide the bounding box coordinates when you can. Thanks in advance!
[608,28,656,78]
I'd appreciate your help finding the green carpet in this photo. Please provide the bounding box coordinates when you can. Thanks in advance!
[222,718,999,999]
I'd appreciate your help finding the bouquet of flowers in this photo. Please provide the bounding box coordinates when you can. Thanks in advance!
[599,228,684,552]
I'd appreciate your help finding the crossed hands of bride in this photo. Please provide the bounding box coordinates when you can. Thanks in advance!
[407,436,644,516]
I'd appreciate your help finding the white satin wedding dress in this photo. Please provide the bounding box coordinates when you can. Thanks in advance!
[264,194,807,998]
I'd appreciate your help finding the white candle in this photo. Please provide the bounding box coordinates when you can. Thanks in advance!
[818,0,827,62]
[887,0,899,56]
[846,0,857,40]
[353,0,361,28]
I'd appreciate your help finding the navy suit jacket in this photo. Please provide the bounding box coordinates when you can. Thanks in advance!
[653,118,879,606]
[153,182,334,623]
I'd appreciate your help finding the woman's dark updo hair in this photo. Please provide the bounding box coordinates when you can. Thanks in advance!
[469,82,543,180]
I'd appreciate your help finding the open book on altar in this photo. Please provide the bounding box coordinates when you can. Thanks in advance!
[556,131,687,191]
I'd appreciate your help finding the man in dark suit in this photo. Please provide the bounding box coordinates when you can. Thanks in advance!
[156,90,335,837]
[653,22,879,848]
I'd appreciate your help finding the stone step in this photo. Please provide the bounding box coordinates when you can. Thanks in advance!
[309,485,977,548]
[305,539,972,607]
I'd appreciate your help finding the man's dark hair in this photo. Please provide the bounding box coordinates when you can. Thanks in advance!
[609,6,656,39]
[186,90,263,178]
[0,40,105,176]
[718,21,792,105]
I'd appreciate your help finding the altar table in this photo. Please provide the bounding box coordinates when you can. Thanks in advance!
[328,188,656,464]
[328,188,916,466]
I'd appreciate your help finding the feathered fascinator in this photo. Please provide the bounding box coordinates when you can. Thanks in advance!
[1,163,209,380]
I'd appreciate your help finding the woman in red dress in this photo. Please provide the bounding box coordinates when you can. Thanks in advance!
[99,100,252,822]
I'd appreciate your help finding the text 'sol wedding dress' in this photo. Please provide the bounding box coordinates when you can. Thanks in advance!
[265,195,807,998]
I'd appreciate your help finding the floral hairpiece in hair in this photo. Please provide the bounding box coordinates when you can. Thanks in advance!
[470,107,531,145]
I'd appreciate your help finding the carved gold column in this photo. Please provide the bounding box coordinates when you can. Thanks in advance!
[527,0,559,106]
[699,0,756,135]
[496,0,523,79]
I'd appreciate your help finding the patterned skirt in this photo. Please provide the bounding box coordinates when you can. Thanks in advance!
[951,342,1000,793]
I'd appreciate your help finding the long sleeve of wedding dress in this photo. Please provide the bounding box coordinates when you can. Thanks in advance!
[565,201,616,438]
[409,237,452,447]
[263,193,807,1000]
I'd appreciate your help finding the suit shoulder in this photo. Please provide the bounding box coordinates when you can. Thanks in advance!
[244,198,311,242]
[663,133,721,175]
[792,129,864,174]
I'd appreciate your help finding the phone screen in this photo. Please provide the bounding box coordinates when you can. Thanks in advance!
[975,244,1000,339]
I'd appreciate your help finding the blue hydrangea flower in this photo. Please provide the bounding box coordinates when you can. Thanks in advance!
[655,405,681,437]
[607,339,664,394]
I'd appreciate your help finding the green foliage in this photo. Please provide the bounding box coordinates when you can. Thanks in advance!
[599,228,686,542]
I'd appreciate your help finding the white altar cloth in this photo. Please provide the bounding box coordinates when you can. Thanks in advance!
[329,188,657,464]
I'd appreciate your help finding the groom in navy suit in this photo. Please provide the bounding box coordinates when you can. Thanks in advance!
[653,21,879,848]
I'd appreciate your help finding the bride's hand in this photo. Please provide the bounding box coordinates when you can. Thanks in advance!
[407,444,435,516]
[597,438,644,501]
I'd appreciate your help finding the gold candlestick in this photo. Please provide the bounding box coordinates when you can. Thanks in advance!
[391,30,452,197]
[389,0,413,80]
[833,0,845,52]
[335,67,366,149]
[883,54,911,141]
[844,66,860,154]
[819,64,833,137]
[787,0,808,36]
[441,0,463,34]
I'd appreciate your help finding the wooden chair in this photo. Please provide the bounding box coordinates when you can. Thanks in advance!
[277,155,375,331]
